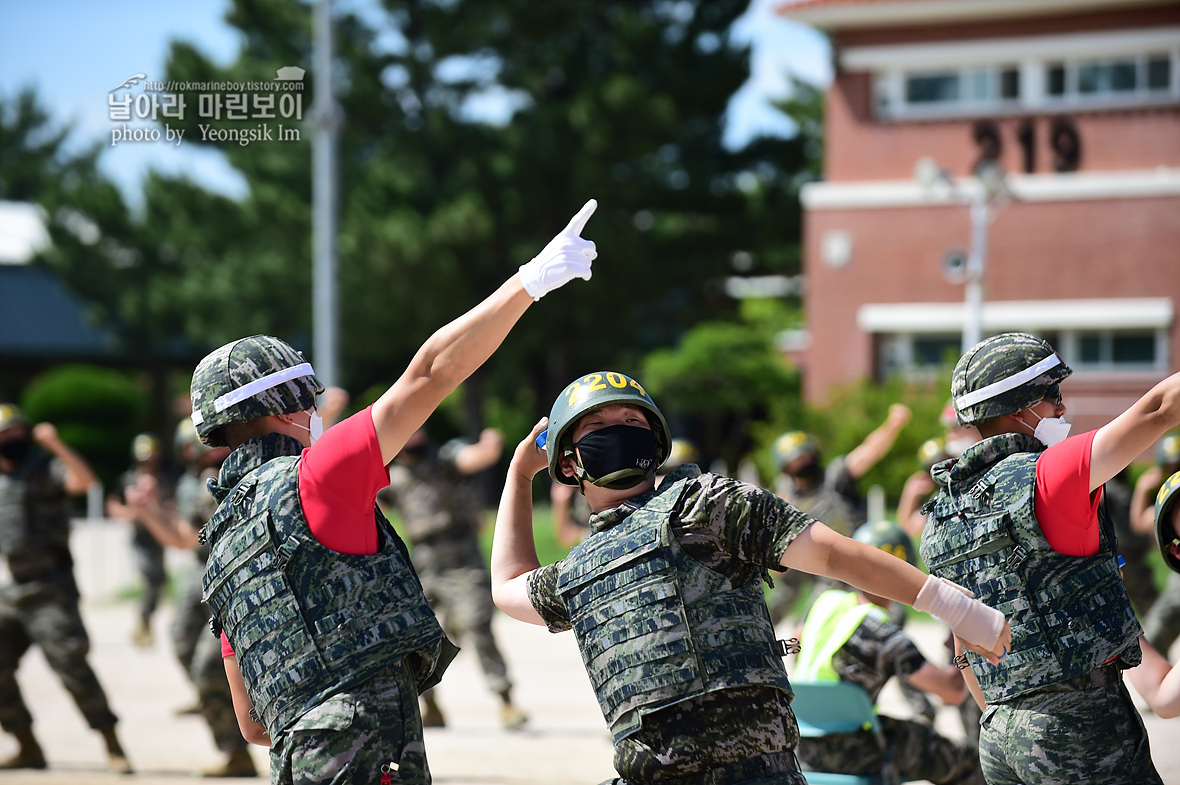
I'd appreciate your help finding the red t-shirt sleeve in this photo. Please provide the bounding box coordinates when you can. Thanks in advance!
[297,405,391,555]
[222,631,234,658]
[1034,429,1101,557]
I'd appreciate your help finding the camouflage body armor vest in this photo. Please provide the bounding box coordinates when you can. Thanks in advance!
[556,476,793,744]
[201,441,451,737]
[920,434,1141,703]
[0,451,75,584]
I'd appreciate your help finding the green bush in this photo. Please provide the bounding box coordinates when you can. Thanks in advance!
[20,364,148,493]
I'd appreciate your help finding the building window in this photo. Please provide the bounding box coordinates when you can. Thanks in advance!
[900,65,1021,112]
[877,329,1165,379]
[1045,53,1174,104]
[1062,330,1160,370]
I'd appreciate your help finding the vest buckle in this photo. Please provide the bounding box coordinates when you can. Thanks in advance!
[773,638,800,657]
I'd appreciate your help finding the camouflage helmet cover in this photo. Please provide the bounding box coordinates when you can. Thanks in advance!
[853,519,917,566]
[189,335,323,447]
[772,431,820,472]
[0,403,31,434]
[1157,432,1180,468]
[951,332,1072,427]
[546,371,671,487]
[1155,470,1180,574]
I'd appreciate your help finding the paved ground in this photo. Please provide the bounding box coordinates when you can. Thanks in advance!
[2,518,1178,784]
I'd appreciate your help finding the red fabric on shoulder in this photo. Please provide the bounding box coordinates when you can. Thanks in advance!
[1034,429,1101,556]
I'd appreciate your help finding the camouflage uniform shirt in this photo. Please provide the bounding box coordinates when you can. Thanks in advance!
[528,465,816,783]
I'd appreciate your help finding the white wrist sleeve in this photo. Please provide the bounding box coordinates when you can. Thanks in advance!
[913,575,1004,651]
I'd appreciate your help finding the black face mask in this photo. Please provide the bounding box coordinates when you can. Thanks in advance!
[0,438,31,464]
[572,424,658,490]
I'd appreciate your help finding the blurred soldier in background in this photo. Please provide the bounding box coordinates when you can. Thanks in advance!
[795,520,983,785]
[0,404,131,772]
[898,437,952,538]
[106,432,172,647]
[1132,432,1180,656]
[766,403,911,625]
[168,419,256,777]
[379,424,527,731]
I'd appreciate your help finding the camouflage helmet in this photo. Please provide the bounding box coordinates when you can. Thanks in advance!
[189,335,323,447]
[660,438,698,473]
[1157,432,1180,469]
[0,403,31,435]
[853,519,917,566]
[546,371,670,487]
[131,432,162,463]
[1155,470,1180,574]
[771,431,820,472]
[951,332,1071,427]
[917,437,950,469]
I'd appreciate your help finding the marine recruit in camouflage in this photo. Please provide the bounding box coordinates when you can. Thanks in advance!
[921,433,1161,785]
[0,444,120,740]
[556,472,793,744]
[951,333,1071,427]
[201,433,454,741]
[189,335,322,447]
[922,433,1140,703]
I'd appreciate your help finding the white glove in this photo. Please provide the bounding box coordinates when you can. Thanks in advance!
[913,575,1004,651]
[518,199,598,301]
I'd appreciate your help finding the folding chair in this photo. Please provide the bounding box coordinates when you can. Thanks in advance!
[791,680,916,785]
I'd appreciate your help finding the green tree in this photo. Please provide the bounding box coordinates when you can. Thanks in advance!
[34,0,819,437]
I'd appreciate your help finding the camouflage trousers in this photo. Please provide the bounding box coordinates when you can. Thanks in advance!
[171,558,249,755]
[419,566,510,695]
[797,716,984,785]
[132,526,166,623]
[599,752,807,785]
[0,578,119,733]
[978,671,1161,785]
[270,664,429,785]
[1143,571,1180,657]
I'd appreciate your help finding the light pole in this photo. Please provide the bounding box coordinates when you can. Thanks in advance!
[915,158,1009,354]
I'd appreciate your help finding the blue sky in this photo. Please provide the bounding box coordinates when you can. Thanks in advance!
[0,0,831,208]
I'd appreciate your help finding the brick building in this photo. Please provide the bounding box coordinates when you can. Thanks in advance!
[778,0,1180,434]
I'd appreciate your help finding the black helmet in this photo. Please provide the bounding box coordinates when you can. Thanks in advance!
[189,335,323,447]
[546,371,670,487]
[1154,470,1180,574]
[951,333,1071,427]
[853,519,917,566]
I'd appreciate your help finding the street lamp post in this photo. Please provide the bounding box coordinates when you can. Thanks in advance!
[915,158,1008,354]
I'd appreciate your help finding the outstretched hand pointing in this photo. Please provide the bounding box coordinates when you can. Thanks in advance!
[518,199,598,301]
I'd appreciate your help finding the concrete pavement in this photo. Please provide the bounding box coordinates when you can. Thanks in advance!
[3,518,1178,784]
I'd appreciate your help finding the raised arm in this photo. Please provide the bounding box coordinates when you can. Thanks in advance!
[1130,467,1163,536]
[490,418,550,625]
[372,201,597,465]
[33,422,96,495]
[453,428,504,476]
[1090,370,1180,492]
[844,403,911,480]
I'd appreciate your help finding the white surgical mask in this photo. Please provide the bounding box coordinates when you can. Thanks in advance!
[292,409,323,444]
[1024,409,1071,448]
